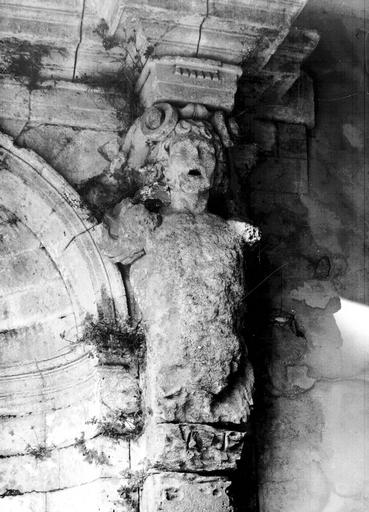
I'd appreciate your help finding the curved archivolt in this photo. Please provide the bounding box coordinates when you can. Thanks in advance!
[0,133,128,509]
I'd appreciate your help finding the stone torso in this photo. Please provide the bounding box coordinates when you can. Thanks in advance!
[130,212,247,423]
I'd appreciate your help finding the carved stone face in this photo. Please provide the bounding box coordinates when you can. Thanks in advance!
[166,133,216,197]
[120,104,227,213]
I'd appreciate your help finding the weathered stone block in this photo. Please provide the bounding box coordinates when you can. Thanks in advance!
[0,246,59,294]
[74,43,127,80]
[30,81,128,131]
[208,0,307,23]
[17,125,121,187]
[0,438,129,494]
[136,57,242,111]
[146,423,246,472]
[311,381,369,499]
[254,73,315,128]
[0,351,99,416]
[138,14,205,58]
[0,77,29,137]
[98,366,140,413]
[0,316,75,365]
[0,0,83,41]
[260,28,319,101]
[47,478,129,512]
[0,493,44,512]
[248,157,308,194]
[0,282,72,331]
[253,120,277,153]
[141,473,232,512]
[0,479,130,512]
[197,17,269,64]
[0,398,99,455]
[278,123,307,160]
[106,0,310,68]
[130,213,256,424]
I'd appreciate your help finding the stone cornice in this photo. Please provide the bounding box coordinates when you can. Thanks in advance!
[0,76,129,133]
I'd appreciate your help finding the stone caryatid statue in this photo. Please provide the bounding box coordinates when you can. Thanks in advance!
[98,101,260,511]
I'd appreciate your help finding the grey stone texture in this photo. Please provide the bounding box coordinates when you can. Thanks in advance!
[141,473,233,512]
[131,211,256,423]
[0,0,328,510]
[243,3,369,511]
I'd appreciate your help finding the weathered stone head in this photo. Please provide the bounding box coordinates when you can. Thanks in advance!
[123,102,232,214]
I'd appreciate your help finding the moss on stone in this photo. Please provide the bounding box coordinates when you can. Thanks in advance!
[90,408,144,442]
[0,38,66,90]
[25,443,53,460]
[79,316,145,364]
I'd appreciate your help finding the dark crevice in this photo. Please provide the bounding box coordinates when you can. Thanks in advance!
[196,0,209,56]
[157,421,251,433]
[0,476,116,497]
[149,468,237,477]
[118,263,141,324]
[1,489,23,498]
[14,90,32,146]
[72,0,86,80]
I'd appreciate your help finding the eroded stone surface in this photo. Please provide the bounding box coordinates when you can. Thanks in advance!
[131,212,256,423]
[0,78,129,188]
[145,423,246,472]
[141,473,233,512]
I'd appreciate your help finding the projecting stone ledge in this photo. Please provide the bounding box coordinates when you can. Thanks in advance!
[136,57,242,112]
[94,0,309,67]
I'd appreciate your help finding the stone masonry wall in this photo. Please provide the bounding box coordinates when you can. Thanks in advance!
[241,2,369,511]
[1,1,367,510]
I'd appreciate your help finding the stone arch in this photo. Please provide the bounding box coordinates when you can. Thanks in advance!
[0,132,127,456]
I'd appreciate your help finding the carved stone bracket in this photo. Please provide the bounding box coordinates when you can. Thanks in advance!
[136,56,242,112]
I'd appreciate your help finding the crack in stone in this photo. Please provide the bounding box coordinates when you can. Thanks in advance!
[149,468,233,477]
[0,431,109,460]
[72,0,87,80]
[14,90,32,145]
[0,476,117,498]
[196,0,209,56]
[157,421,250,433]
[63,223,100,252]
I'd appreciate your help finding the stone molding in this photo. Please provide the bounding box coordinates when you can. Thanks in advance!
[0,133,127,327]
[0,133,132,508]
[98,0,309,65]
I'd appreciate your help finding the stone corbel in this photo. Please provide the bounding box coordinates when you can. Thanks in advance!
[136,56,242,112]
